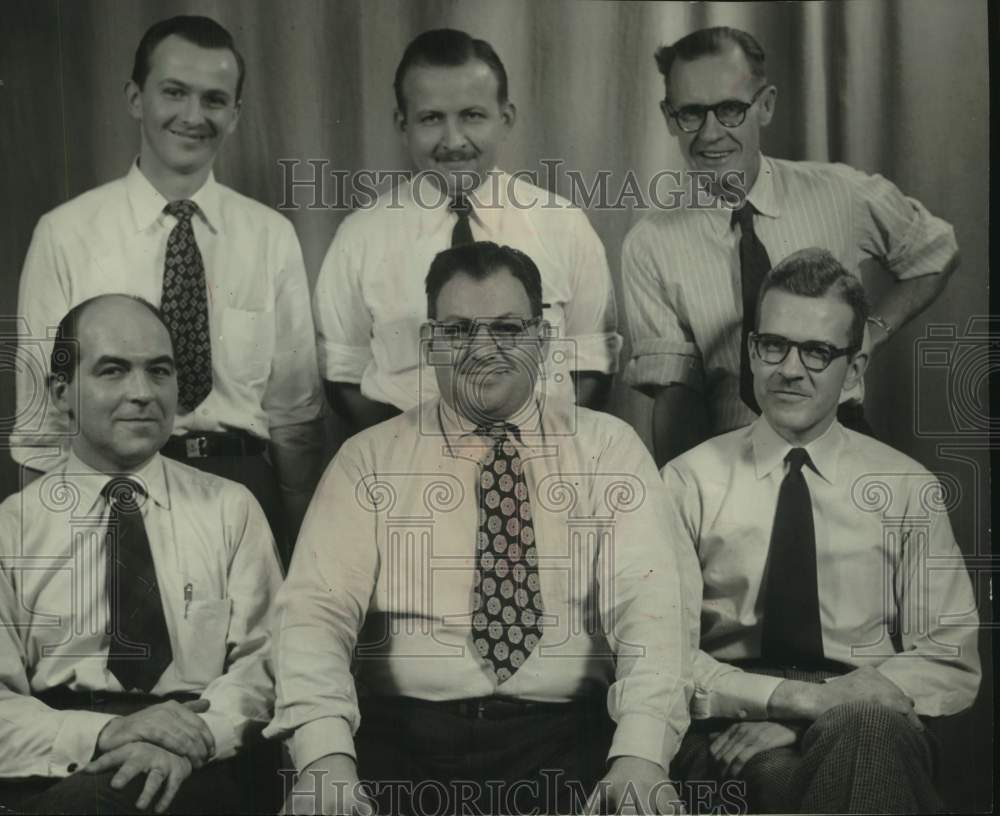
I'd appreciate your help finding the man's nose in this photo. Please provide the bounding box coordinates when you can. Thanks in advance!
[777,345,807,379]
[126,371,154,401]
[441,116,468,150]
[180,94,206,125]
[698,108,726,141]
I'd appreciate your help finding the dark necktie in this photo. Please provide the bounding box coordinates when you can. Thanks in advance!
[732,204,772,413]
[451,196,474,246]
[760,448,824,667]
[161,200,213,412]
[471,423,544,683]
[104,478,173,692]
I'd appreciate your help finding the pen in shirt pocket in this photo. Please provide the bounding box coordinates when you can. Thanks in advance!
[184,583,193,619]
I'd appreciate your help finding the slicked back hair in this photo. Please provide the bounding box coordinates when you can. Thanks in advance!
[394,28,508,115]
[756,248,869,350]
[655,26,766,97]
[426,241,543,319]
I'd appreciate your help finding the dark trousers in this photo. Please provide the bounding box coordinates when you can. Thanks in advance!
[352,696,615,815]
[161,450,288,565]
[0,693,283,815]
[671,666,941,814]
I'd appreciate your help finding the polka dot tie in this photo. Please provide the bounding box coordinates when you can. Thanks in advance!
[161,200,213,412]
[471,423,544,684]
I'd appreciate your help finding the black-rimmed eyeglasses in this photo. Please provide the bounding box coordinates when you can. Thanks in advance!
[663,85,769,133]
[426,317,544,350]
[750,332,859,373]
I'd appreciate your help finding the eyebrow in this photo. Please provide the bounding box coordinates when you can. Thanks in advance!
[91,354,175,368]
[159,78,232,100]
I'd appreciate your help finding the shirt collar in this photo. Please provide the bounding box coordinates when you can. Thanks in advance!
[62,450,171,515]
[125,158,220,234]
[750,415,844,484]
[411,168,506,237]
[437,390,542,445]
[712,154,780,238]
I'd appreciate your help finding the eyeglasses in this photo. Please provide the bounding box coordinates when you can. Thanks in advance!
[750,332,859,373]
[426,317,543,350]
[663,85,769,133]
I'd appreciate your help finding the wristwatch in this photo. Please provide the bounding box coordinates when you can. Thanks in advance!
[866,315,893,337]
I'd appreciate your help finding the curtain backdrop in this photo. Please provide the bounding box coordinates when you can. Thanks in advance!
[0,1,991,808]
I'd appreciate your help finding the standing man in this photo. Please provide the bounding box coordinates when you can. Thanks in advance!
[313,28,620,438]
[270,243,688,815]
[12,15,324,554]
[0,295,283,814]
[664,250,979,812]
[623,26,959,466]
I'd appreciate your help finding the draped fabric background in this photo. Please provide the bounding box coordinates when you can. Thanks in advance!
[0,0,991,808]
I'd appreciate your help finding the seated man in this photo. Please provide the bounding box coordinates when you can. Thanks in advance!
[269,242,689,815]
[663,249,980,813]
[0,295,283,814]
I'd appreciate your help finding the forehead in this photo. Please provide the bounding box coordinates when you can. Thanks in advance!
[402,60,501,112]
[146,34,239,95]
[668,45,756,103]
[758,289,854,346]
[435,268,532,318]
[77,299,173,363]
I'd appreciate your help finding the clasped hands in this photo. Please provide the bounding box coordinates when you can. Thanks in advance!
[81,698,215,813]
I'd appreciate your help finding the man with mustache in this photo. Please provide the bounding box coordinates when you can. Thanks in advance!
[622,26,959,466]
[663,249,979,812]
[12,15,324,560]
[0,294,283,814]
[312,28,620,439]
[270,242,690,815]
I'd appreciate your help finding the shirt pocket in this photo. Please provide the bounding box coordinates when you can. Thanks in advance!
[219,307,274,388]
[175,598,231,685]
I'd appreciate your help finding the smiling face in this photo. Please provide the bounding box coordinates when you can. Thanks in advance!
[752,289,866,446]
[126,34,241,188]
[395,59,515,198]
[663,43,775,194]
[51,296,177,474]
[431,267,544,424]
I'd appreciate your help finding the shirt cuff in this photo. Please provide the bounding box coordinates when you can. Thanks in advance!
[692,671,784,721]
[51,710,118,776]
[317,341,372,384]
[290,716,356,773]
[607,713,680,770]
[198,710,240,763]
[623,340,702,391]
[569,332,623,374]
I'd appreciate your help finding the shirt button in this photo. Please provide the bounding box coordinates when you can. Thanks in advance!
[67,763,78,772]
[737,709,749,720]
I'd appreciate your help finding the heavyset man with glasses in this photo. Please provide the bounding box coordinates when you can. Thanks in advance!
[662,249,979,813]
[622,26,959,466]
[269,242,691,815]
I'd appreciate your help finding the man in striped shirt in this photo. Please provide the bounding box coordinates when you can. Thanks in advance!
[622,26,958,466]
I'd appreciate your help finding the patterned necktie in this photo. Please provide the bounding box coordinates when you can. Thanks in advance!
[471,423,544,683]
[760,448,824,667]
[104,478,173,692]
[451,196,474,246]
[732,203,772,414]
[161,200,213,412]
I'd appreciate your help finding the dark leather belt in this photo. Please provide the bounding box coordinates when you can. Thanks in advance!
[38,687,199,711]
[162,431,266,460]
[369,695,598,721]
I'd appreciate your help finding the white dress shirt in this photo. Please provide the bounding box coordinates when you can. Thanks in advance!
[12,161,324,468]
[265,399,691,772]
[623,156,958,433]
[0,452,283,778]
[663,418,981,720]
[312,171,622,410]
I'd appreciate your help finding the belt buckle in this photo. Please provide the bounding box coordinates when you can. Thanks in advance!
[185,436,208,459]
[476,700,487,719]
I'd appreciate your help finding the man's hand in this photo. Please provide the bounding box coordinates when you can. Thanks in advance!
[83,742,193,813]
[95,699,215,767]
[709,721,799,779]
[585,756,685,814]
[821,666,923,730]
[281,753,375,816]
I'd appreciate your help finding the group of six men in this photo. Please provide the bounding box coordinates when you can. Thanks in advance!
[1,14,980,816]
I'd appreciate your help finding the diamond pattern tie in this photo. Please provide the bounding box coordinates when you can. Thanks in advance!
[760,448,824,667]
[103,478,173,693]
[471,423,544,683]
[732,203,772,414]
[451,196,475,246]
[161,200,213,412]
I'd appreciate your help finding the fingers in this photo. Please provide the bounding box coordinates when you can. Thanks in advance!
[135,767,166,811]
[83,749,123,775]
[155,759,191,814]
[182,699,211,714]
[163,701,216,759]
[111,752,146,791]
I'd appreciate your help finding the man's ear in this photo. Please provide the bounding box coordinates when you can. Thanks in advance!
[659,99,680,136]
[225,99,242,136]
[48,373,73,419]
[758,84,777,128]
[500,101,517,130]
[124,80,143,122]
[842,349,869,397]
[394,108,407,135]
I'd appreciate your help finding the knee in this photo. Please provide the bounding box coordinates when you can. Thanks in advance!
[807,701,920,749]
